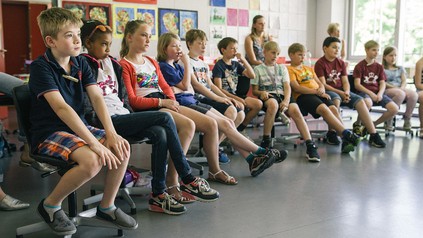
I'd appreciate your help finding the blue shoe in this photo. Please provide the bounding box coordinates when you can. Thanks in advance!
[219,150,230,164]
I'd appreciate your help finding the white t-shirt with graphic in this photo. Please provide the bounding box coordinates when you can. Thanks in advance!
[97,57,129,116]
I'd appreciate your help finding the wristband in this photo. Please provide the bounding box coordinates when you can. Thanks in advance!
[158,98,162,108]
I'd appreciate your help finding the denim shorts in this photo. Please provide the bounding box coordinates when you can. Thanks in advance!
[326,91,363,109]
[356,92,393,107]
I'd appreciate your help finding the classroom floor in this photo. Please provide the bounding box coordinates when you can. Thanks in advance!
[1,107,423,238]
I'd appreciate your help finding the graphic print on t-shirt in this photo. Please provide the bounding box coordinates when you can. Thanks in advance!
[327,69,341,85]
[363,72,378,85]
[299,68,314,83]
[223,68,238,92]
[136,71,159,89]
[98,75,117,96]
[192,66,210,89]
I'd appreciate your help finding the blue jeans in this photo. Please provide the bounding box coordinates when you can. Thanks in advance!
[111,111,191,194]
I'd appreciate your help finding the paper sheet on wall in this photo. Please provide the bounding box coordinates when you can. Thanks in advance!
[249,0,260,10]
[238,27,250,43]
[238,9,249,27]
[210,25,226,41]
[260,0,269,11]
[269,12,280,30]
[280,13,288,29]
[279,0,289,12]
[227,8,238,26]
[210,7,226,25]
[237,0,249,9]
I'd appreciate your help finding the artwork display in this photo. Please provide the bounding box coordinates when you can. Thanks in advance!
[113,6,134,37]
[113,0,157,4]
[210,0,226,7]
[136,7,157,38]
[158,8,198,39]
[63,1,112,26]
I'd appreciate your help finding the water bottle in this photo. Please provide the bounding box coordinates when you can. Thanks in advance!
[304,50,312,67]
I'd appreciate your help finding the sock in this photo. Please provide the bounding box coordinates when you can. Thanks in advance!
[98,205,117,218]
[305,139,313,145]
[255,147,267,155]
[262,135,270,140]
[181,174,196,185]
[43,203,61,222]
[245,153,255,164]
[237,124,247,132]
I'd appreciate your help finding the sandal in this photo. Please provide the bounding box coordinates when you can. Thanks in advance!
[166,184,196,204]
[207,170,238,185]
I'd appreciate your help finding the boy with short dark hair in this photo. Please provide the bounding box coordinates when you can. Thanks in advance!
[353,40,399,131]
[30,8,137,235]
[212,37,263,137]
[287,43,360,154]
[252,41,320,162]
[315,37,385,148]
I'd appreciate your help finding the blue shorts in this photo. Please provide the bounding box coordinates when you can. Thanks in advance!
[37,126,106,162]
[326,91,363,109]
[356,92,393,107]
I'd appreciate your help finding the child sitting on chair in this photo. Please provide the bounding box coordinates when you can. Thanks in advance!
[315,37,385,148]
[251,41,320,162]
[353,40,399,131]
[287,43,361,154]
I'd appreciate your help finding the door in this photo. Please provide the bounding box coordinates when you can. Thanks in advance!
[2,1,29,75]
[0,0,6,72]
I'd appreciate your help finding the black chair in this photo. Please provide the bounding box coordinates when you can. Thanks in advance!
[12,84,127,237]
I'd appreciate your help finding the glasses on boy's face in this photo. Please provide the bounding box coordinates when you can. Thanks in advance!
[87,25,112,40]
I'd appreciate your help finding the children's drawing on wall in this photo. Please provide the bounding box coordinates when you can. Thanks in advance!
[113,6,134,37]
[179,10,198,40]
[227,8,238,26]
[159,8,179,35]
[210,7,226,25]
[63,2,86,19]
[136,7,157,39]
[89,5,110,25]
[210,0,226,7]
[210,25,225,41]
[238,9,249,27]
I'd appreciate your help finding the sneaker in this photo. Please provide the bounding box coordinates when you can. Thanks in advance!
[218,149,230,164]
[353,122,368,137]
[341,131,361,153]
[148,193,187,215]
[403,118,412,130]
[249,150,276,177]
[180,178,219,202]
[326,130,341,145]
[96,206,138,229]
[260,138,272,148]
[306,141,320,162]
[369,133,386,148]
[37,199,76,236]
[384,120,394,131]
[271,148,288,163]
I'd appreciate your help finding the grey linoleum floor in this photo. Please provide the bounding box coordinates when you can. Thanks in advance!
[1,107,423,238]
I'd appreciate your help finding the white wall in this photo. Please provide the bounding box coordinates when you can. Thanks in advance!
[57,0,314,60]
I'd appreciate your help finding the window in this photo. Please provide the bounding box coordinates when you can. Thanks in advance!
[349,0,423,67]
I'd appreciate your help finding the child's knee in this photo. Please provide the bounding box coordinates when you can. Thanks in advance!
[387,102,399,114]
[250,98,263,110]
[224,106,237,120]
[78,153,102,178]
[265,99,278,114]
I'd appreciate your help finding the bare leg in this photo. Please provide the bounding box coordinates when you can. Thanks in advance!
[373,102,399,126]
[263,99,278,136]
[288,103,312,140]
[403,88,418,120]
[240,97,262,127]
[355,100,376,134]
[44,146,103,206]
[316,104,346,135]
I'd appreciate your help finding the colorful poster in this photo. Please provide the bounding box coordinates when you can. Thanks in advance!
[113,0,157,4]
[113,6,135,38]
[63,2,112,27]
[210,0,226,7]
[210,7,226,25]
[238,9,249,27]
[179,10,198,40]
[136,7,157,38]
[227,8,238,26]
[159,8,179,36]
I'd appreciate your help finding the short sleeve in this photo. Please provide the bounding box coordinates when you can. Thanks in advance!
[280,65,290,83]
[211,60,226,79]
[235,61,246,75]
[353,61,363,79]
[251,66,260,85]
[79,57,96,88]
[159,62,183,86]
[314,59,325,78]
[29,60,59,99]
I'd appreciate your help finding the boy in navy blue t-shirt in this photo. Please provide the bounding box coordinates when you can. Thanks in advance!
[29,8,137,235]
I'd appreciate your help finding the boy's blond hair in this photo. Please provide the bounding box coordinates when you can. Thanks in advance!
[288,43,306,55]
[185,29,208,49]
[37,7,83,47]
[364,40,379,50]
[263,41,280,52]
[327,23,340,35]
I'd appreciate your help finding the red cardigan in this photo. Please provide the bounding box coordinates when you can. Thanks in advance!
[120,55,176,111]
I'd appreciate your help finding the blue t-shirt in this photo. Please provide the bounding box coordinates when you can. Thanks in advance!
[212,59,245,94]
[28,49,97,150]
[159,61,197,106]
[384,66,405,87]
